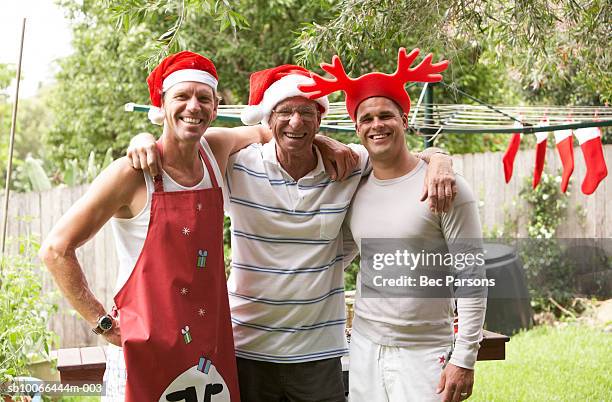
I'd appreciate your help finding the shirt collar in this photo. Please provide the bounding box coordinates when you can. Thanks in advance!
[262,138,327,180]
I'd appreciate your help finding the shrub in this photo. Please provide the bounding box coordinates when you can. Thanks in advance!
[0,234,57,386]
[519,171,575,314]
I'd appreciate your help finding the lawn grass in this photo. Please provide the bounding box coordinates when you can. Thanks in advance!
[472,324,612,401]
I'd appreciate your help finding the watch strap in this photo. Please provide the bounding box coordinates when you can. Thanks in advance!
[91,313,113,335]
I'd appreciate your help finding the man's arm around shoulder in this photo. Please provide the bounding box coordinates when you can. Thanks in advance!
[204,125,272,174]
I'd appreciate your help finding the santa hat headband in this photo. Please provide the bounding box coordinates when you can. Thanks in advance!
[241,65,329,128]
[299,48,449,121]
[146,51,219,125]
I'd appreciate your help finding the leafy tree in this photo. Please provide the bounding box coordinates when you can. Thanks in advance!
[105,0,249,69]
[45,3,157,176]
[107,0,337,103]
[102,0,530,155]
[295,0,611,104]
[49,0,608,167]
[45,0,340,177]
[0,64,14,94]
[0,64,55,191]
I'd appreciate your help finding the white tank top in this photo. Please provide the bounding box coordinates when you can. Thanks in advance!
[109,139,225,294]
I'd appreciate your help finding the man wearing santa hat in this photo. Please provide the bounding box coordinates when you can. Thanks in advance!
[300,48,486,402]
[40,51,287,401]
[128,61,456,401]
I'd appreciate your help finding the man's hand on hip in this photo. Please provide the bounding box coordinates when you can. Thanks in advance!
[127,132,161,176]
[436,363,474,402]
[102,325,122,347]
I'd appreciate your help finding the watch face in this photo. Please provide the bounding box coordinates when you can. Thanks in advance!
[99,316,113,331]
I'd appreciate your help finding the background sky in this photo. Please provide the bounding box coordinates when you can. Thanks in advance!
[1,0,73,99]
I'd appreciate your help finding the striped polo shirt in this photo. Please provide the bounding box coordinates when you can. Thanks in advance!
[225,139,369,363]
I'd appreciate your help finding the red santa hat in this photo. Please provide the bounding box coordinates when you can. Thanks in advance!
[299,48,449,121]
[146,51,219,125]
[241,65,329,128]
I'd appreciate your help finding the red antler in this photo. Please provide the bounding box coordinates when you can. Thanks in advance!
[394,48,449,83]
[298,55,355,98]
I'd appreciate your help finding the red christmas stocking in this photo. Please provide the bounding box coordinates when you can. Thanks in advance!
[502,121,523,183]
[533,120,549,189]
[575,126,608,195]
[554,126,574,193]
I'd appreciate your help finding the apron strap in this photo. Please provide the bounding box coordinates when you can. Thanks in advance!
[198,142,220,189]
[154,140,220,192]
[153,141,165,193]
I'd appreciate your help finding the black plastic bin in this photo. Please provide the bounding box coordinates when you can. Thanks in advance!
[483,243,533,336]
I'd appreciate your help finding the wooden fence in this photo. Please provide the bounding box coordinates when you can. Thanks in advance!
[2,145,611,347]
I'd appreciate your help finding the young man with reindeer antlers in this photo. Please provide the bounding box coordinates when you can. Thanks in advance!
[127,58,456,401]
[299,48,487,402]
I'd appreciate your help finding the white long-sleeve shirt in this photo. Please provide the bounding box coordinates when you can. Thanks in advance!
[344,159,487,369]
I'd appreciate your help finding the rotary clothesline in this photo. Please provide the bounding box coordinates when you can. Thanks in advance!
[125,100,610,195]
[126,102,612,135]
[212,103,612,135]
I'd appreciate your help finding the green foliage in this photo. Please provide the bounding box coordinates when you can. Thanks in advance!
[0,64,15,92]
[63,148,115,186]
[47,0,338,180]
[519,171,568,239]
[21,156,52,192]
[344,256,359,291]
[44,13,154,176]
[0,234,58,385]
[518,171,576,314]
[99,0,337,102]
[0,79,54,192]
[105,0,250,69]
[176,0,337,103]
[47,0,609,179]
[296,0,611,104]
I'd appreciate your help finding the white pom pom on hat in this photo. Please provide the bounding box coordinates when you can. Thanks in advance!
[148,106,165,125]
[240,104,265,126]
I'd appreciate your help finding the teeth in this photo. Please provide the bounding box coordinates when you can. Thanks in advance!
[181,117,202,124]
[371,134,389,140]
[285,133,305,138]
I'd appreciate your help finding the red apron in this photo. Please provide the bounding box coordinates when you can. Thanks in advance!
[114,143,239,402]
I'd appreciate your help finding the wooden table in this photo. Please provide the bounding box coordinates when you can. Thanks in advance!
[478,329,510,361]
[57,330,509,384]
[56,346,107,383]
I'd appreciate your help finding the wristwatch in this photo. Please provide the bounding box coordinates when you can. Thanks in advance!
[92,314,114,335]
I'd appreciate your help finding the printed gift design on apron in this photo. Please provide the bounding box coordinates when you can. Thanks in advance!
[114,143,239,401]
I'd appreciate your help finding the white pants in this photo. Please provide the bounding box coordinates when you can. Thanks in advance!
[349,329,453,402]
[101,344,126,402]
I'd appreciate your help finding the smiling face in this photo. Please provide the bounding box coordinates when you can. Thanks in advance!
[162,81,218,142]
[268,96,321,159]
[355,97,408,162]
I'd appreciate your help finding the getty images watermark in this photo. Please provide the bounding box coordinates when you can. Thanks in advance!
[359,238,611,299]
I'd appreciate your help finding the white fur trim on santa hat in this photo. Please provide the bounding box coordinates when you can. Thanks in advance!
[162,69,218,92]
[240,74,329,128]
[148,106,165,125]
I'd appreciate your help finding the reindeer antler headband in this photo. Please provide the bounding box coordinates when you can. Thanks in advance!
[299,48,449,121]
